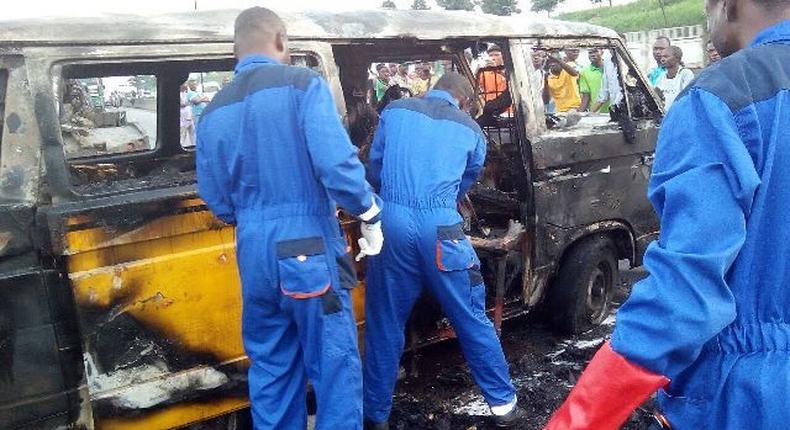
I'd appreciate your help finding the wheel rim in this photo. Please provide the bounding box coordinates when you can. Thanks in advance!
[586,262,612,324]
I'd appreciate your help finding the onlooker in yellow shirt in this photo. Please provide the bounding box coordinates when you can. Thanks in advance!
[543,53,581,112]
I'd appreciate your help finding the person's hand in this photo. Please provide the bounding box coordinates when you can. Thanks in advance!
[356,221,384,261]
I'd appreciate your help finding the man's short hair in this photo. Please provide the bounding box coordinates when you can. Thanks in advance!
[433,71,475,102]
[234,7,286,47]
[487,44,502,54]
[376,63,387,72]
[655,35,671,45]
[668,45,683,60]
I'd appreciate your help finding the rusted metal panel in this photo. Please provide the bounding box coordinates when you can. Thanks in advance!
[0,254,84,429]
[0,10,618,47]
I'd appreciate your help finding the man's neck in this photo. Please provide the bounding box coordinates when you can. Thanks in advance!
[738,12,790,49]
[666,64,680,77]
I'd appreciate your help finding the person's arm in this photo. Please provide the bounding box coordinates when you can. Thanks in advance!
[591,64,611,113]
[196,122,236,225]
[579,73,591,112]
[544,88,760,430]
[550,54,580,77]
[300,75,382,221]
[366,113,386,192]
[680,68,695,90]
[458,131,487,200]
[542,74,551,105]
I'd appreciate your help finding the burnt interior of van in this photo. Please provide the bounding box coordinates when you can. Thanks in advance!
[332,40,532,346]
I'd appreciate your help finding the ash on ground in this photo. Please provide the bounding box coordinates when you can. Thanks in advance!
[387,267,652,430]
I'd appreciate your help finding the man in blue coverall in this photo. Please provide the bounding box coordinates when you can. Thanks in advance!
[196,8,384,430]
[545,0,790,429]
[363,72,526,429]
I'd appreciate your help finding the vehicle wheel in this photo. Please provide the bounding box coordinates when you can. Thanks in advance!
[547,234,618,335]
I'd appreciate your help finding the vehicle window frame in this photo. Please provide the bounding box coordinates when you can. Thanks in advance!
[46,42,333,198]
[512,37,662,138]
[0,68,7,153]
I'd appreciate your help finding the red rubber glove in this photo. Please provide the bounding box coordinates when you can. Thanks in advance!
[544,341,670,430]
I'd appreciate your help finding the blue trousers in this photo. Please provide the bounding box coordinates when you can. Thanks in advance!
[236,213,362,430]
[363,204,515,423]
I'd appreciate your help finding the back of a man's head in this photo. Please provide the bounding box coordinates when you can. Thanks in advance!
[706,0,790,56]
[234,7,288,61]
[434,72,475,106]
[669,45,684,60]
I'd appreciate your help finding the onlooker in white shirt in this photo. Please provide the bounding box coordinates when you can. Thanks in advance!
[655,46,694,109]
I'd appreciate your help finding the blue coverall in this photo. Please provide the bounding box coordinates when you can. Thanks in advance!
[363,90,516,423]
[611,21,790,429]
[196,55,381,430]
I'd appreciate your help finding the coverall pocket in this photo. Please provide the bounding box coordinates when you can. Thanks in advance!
[436,223,476,272]
[336,252,358,289]
[276,237,331,299]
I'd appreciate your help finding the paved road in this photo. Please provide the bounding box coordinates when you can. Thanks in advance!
[106,107,157,149]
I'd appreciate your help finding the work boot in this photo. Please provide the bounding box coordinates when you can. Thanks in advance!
[363,419,389,430]
[492,404,528,428]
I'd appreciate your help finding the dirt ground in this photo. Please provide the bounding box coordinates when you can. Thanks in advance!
[385,265,653,430]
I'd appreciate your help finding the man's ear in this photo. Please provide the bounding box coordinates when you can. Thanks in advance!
[725,0,739,22]
[275,32,286,55]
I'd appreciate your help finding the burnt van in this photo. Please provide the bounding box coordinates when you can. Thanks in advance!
[0,9,661,429]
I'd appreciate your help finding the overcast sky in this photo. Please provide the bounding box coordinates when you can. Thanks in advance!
[3,0,636,20]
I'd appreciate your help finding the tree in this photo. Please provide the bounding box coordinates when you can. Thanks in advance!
[589,0,612,7]
[381,0,397,9]
[128,75,156,93]
[436,0,477,11]
[530,0,564,15]
[480,0,521,15]
[411,0,430,9]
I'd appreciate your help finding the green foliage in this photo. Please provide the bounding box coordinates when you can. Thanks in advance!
[531,0,564,14]
[436,0,477,11]
[557,0,705,32]
[480,0,521,15]
[411,0,430,9]
[128,75,156,92]
[381,0,397,9]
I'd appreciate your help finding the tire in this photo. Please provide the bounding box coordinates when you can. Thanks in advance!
[547,234,618,335]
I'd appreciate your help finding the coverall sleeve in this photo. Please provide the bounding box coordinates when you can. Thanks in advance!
[196,126,236,225]
[458,131,487,200]
[300,76,382,219]
[610,88,761,379]
[367,113,386,192]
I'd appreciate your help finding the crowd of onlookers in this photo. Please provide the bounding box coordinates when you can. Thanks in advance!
[180,36,725,151]
[370,61,446,109]
[525,35,724,116]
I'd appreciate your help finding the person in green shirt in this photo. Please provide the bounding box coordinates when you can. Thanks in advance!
[579,48,609,113]
[374,63,391,103]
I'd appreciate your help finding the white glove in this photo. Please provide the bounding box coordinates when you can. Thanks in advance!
[356,221,383,261]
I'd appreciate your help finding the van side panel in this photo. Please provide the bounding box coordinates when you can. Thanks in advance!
[531,124,658,276]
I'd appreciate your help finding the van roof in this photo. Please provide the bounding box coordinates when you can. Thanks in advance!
[0,9,617,46]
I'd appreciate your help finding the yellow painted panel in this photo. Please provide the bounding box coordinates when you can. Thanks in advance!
[98,396,249,430]
[70,241,244,360]
[65,208,368,429]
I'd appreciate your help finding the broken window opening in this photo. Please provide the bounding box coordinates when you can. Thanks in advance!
[516,39,661,143]
[60,74,158,159]
[58,53,323,195]
[0,69,7,152]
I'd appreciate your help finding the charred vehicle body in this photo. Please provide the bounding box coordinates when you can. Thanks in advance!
[0,9,661,429]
